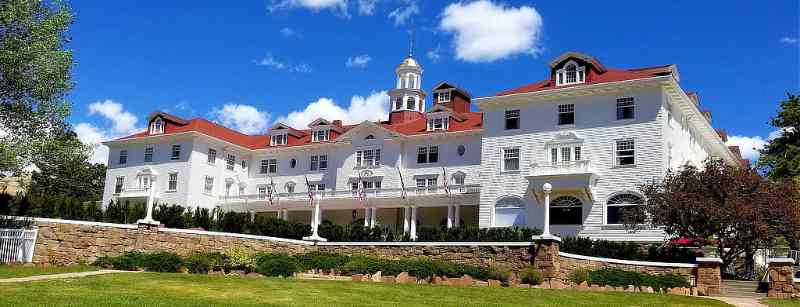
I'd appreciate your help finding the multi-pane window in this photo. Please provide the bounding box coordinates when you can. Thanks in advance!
[427,117,448,131]
[114,177,124,194]
[453,174,465,186]
[615,139,635,166]
[207,149,216,164]
[258,186,267,200]
[310,155,328,171]
[565,64,577,84]
[438,91,451,103]
[606,194,644,224]
[150,118,164,134]
[355,149,381,167]
[260,159,278,174]
[551,145,582,164]
[505,110,520,130]
[502,148,520,171]
[171,145,181,160]
[271,134,287,146]
[406,97,415,110]
[119,150,128,165]
[203,176,214,194]
[551,196,582,225]
[168,173,178,191]
[226,154,235,170]
[556,62,586,86]
[415,178,437,193]
[616,97,635,120]
[308,183,325,192]
[394,97,402,110]
[144,147,153,162]
[312,130,329,142]
[417,146,439,164]
[558,104,575,125]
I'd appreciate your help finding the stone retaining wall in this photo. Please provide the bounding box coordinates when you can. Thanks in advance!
[557,252,696,285]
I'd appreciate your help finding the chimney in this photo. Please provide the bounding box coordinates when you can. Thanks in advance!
[332,120,342,127]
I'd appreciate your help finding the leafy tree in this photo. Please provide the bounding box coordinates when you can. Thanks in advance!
[758,93,800,183]
[27,129,105,200]
[626,159,800,268]
[0,0,76,175]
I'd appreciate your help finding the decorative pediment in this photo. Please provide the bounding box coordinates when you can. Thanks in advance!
[426,104,465,121]
[549,51,606,73]
[270,122,304,137]
[335,120,402,142]
[308,117,344,133]
[545,132,584,145]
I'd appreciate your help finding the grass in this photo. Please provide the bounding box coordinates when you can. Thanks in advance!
[764,299,800,307]
[0,265,99,279]
[0,272,731,307]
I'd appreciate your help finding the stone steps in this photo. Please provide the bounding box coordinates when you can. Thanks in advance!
[721,280,765,298]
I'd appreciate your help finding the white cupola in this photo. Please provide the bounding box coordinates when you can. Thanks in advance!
[388,54,426,114]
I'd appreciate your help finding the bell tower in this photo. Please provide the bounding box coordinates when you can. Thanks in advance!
[388,53,426,124]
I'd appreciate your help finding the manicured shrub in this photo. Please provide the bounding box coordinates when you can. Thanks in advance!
[294,252,350,272]
[185,252,225,274]
[102,251,147,271]
[519,266,542,285]
[560,237,696,264]
[417,226,542,242]
[587,268,690,290]
[153,204,186,228]
[568,268,589,285]
[340,256,387,275]
[224,247,256,273]
[489,268,511,283]
[256,254,300,277]
[142,252,183,273]
[250,214,309,239]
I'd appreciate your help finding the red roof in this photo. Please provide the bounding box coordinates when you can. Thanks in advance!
[113,109,483,149]
[493,65,675,97]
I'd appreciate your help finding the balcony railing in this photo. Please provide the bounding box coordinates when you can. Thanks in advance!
[218,184,481,203]
[529,160,593,177]
[114,186,151,198]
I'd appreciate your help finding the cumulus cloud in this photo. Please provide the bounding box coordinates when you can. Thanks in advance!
[269,0,349,17]
[345,54,372,68]
[75,100,142,164]
[781,37,798,45]
[280,27,299,37]
[358,0,378,15]
[275,91,389,128]
[210,104,272,135]
[388,0,419,25]
[726,135,767,162]
[439,0,543,63]
[427,44,442,62]
[256,54,313,73]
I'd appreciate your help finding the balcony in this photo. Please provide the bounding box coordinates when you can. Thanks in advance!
[526,160,599,203]
[115,187,151,198]
[218,184,481,206]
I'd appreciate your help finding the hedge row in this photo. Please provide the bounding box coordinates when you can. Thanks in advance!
[586,268,690,290]
[560,237,698,263]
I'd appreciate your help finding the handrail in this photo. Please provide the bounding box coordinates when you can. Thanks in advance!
[218,184,481,201]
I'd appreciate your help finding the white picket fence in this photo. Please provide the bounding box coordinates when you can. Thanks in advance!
[0,229,38,263]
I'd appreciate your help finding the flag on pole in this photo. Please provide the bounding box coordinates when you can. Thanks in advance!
[442,167,450,197]
[305,175,314,207]
[357,173,366,206]
[397,167,407,200]
[267,176,276,206]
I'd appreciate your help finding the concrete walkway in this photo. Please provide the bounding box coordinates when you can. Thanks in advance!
[0,270,136,283]
[710,297,767,307]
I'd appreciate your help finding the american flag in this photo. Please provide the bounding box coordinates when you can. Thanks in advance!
[305,175,314,207]
[442,167,450,197]
[267,176,275,206]
[357,173,366,205]
[397,167,407,200]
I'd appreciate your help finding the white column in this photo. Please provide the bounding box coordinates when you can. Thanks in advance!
[446,205,454,229]
[403,207,410,234]
[364,207,370,227]
[138,173,159,225]
[370,207,377,227]
[454,205,461,227]
[543,183,552,236]
[276,210,282,219]
[281,209,288,221]
[410,206,417,240]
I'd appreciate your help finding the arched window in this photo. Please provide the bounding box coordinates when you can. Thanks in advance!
[494,196,526,227]
[394,97,403,110]
[550,196,582,225]
[407,74,416,89]
[556,61,586,86]
[406,97,415,110]
[606,193,644,224]
[150,118,164,134]
[565,64,577,84]
[451,171,466,187]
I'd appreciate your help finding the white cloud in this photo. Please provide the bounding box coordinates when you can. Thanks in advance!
[439,0,543,63]
[388,0,419,25]
[427,44,442,62]
[269,0,349,17]
[358,0,378,15]
[275,91,389,128]
[74,123,111,164]
[210,104,272,135]
[280,27,299,37]
[345,54,372,68]
[726,135,768,162]
[88,99,139,134]
[256,54,313,73]
[781,37,798,45]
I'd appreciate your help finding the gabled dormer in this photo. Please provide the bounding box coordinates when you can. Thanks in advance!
[549,52,607,87]
[307,118,345,142]
[425,104,466,132]
[431,82,472,114]
[269,123,303,146]
[146,112,189,135]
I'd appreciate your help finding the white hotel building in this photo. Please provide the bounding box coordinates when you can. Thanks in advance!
[101,52,746,242]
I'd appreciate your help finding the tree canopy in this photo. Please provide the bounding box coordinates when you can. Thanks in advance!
[758,93,800,183]
[0,0,77,175]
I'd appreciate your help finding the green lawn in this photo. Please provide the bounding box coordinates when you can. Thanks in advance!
[0,272,731,307]
[764,299,800,307]
[0,265,98,279]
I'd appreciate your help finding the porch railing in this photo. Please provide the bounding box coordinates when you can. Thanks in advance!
[529,160,593,177]
[0,229,38,263]
[219,184,481,203]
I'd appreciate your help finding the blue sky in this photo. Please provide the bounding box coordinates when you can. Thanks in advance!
[67,1,800,163]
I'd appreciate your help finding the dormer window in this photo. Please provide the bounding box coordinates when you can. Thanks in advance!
[438,91,451,103]
[312,130,329,142]
[427,117,448,131]
[150,118,164,134]
[556,61,586,86]
[271,134,287,146]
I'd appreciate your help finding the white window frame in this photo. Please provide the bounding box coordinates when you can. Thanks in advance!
[406,96,415,110]
[144,147,153,163]
[550,196,583,225]
[226,154,235,171]
[167,172,178,191]
[257,185,267,200]
[556,61,586,86]
[114,176,124,194]
[203,176,214,195]
[504,110,520,130]
[150,118,164,134]
[438,90,451,103]
[558,104,575,126]
[417,146,439,164]
[606,193,644,225]
[494,196,526,227]
[427,117,448,131]
[501,147,520,172]
[616,97,635,120]
[118,150,128,165]
[267,159,278,174]
[207,148,217,165]
[271,134,288,146]
[171,145,181,160]
[312,130,329,142]
[614,139,636,167]
[355,149,381,168]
